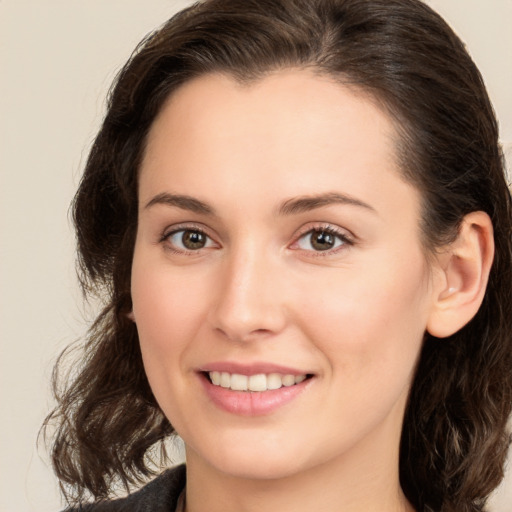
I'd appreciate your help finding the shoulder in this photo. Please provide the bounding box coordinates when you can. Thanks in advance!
[62,464,186,512]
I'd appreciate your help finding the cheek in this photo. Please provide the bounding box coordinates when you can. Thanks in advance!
[295,252,430,376]
[130,252,211,393]
[292,257,430,443]
[130,258,214,427]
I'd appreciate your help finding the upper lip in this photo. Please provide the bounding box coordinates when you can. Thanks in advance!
[198,361,310,376]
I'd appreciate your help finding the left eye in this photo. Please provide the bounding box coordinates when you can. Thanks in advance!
[295,229,347,252]
[166,229,216,251]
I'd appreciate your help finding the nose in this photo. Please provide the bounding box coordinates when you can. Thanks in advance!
[208,246,287,342]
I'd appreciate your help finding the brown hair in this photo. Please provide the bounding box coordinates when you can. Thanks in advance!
[45,1,512,510]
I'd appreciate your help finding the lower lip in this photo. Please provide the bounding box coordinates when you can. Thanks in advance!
[199,374,311,416]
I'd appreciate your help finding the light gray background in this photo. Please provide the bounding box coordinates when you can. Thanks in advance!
[1,1,511,511]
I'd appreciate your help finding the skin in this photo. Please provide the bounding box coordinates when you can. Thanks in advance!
[130,70,448,512]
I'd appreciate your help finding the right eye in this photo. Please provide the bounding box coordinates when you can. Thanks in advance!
[164,228,217,252]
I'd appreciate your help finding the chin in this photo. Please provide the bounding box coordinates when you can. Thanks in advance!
[213,455,308,481]
[185,432,315,481]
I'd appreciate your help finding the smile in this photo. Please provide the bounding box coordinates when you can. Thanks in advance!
[208,371,307,392]
[199,366,314,415]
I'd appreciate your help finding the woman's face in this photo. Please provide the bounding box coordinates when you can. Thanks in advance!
[131,70,440,481]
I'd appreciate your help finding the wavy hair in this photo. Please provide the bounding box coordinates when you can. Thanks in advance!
[44,1,512,510]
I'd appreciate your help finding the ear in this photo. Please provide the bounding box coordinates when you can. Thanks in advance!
[126,310,136,322]
[427,211,494,338]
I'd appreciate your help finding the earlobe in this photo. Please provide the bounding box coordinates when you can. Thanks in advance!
[427,211,494,338]
[127,310,136,322]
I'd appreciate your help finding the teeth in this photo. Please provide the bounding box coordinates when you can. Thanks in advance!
[267,373,282,390]
[248,374,267,391]
[231,373,248,391]
[208,371,308,392]
[220,372,231,388]
[282,374,295,387]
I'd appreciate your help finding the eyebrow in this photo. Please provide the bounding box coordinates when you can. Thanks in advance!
[144,193,215,215]
[144,191,376,217]
[277,192,376,216]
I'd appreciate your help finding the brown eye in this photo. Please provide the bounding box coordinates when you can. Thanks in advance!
[295,228,349,252]
[182,230,207,249]
[166,229,214,251]
[310,231,336,251]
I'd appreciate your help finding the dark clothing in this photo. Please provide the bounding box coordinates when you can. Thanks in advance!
[66,464,186,512]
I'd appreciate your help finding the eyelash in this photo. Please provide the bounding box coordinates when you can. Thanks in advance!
[291,224,354,257]
[160,223,354,256]
[160,224,217,255]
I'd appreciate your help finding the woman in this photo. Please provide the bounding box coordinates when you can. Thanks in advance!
[46,0,512,511]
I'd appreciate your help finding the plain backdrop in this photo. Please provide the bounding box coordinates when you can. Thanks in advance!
[1,1,511,511]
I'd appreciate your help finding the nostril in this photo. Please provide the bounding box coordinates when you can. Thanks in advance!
[213,325,276,343]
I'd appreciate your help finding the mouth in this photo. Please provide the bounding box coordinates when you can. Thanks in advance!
[198,366,314,415]
[204,371,313,392]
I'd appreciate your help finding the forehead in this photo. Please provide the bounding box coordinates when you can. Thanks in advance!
[146,70,396,152]
[139,70,419,222]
